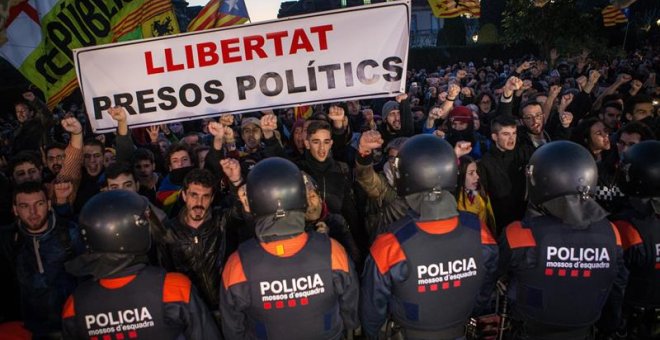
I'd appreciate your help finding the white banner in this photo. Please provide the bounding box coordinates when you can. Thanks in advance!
[74,1,410,133]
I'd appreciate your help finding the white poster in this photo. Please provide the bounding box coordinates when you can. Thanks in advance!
[74,1,410,133]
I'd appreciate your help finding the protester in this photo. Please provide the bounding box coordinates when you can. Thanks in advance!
[0,40,658,339]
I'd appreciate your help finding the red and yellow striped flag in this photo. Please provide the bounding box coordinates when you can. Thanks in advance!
[294,105,313,121]
[601,5,628,27]
[462,0,480,18]
[188,0,250,31]
[428,0,480,19]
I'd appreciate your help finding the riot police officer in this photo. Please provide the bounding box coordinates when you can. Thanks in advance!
[219,157,359,339]
[62,190,221,339]
[360,134,498,339]
[612,140,660,339]
[499,141,628,339]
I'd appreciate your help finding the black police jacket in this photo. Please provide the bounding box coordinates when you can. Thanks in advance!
[158,207,227,311]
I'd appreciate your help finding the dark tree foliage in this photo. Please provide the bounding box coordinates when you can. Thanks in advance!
[501,0,611,58]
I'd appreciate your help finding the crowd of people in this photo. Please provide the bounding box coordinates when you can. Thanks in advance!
[0,44,658,339]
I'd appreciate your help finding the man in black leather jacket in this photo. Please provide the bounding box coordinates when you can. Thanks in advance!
[158,168,228,313]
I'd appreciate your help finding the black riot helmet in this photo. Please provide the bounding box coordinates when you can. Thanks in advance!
[247,157,307,218]
[526,141,597,205]
[78,190,151,254]
[619,140,660,198]
[393,134,458,196]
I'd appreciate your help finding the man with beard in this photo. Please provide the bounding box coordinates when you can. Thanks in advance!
[43,143,66,179]
[518,100,573,151]
[159,169,228,316]
[378,94,414,146]
[0,182,83,338]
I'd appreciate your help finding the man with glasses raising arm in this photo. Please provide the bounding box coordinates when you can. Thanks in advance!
[518,99,573,151]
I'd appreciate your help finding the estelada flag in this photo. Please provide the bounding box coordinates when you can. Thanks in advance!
[188,0,250,31]
[602,5,628,27]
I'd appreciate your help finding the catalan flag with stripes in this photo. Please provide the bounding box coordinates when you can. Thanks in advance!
[601,5,628,27]
[188,0,251,32]
[428,0,480,19]
[294,105,313,120]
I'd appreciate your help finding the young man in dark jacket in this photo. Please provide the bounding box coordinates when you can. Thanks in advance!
[0,182,83,338]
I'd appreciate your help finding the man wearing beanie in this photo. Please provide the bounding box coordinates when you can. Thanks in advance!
[378,93,414,146]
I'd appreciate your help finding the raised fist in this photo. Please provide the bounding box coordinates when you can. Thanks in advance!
[549,85,561,98]
[108,106,127,122]
[395,93,408,103]
[260,114,278,139]
[208,121,225,139]
[358,130,384,154]
[328,105,345,122]
[616,73,632,84]
[454,141,472,158]
[448,84,460,99]
[220,115,235,127]
[505,76,523,92]
[61,116,83,135]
